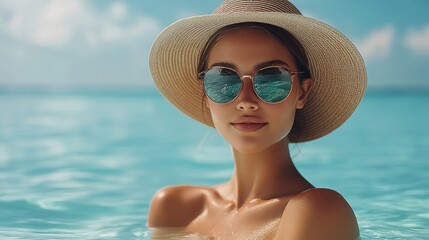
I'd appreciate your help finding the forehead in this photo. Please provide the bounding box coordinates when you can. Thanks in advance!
[207,26,296,70]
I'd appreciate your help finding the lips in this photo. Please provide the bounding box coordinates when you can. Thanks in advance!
[231,117,268,132]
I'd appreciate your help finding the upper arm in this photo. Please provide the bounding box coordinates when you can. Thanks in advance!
[147,185,205,228]
[275,188,359,240]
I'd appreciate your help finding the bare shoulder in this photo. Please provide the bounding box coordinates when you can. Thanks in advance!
[275,188,359,240]
[147,185,208,227]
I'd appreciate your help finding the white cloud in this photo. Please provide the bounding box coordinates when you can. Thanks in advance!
[93,17,159,44]
[357,25,395,61]
[109,2,127,20]
[0,0,160,47]
[404,25,429,56]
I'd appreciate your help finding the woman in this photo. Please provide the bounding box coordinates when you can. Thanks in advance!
[147,0,367,239]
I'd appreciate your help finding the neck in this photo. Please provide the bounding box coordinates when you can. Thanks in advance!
[225,138,311,208]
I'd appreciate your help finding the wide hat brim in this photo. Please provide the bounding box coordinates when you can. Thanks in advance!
[149,11,367,143]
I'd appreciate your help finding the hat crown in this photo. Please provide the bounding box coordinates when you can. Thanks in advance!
[214,0,302,15]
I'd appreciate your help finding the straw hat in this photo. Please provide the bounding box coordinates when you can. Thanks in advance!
[149,0,367,143]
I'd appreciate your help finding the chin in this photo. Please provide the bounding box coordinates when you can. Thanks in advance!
[230,140,274,154]
[230,135,290,154]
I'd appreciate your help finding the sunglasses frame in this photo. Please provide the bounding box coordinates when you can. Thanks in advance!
[198,66,303,104]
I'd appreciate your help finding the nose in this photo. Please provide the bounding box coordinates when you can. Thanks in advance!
[236,77,259,111]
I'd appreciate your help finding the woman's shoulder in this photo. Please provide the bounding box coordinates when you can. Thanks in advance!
[275,188,359,240]
[147,185,211,227]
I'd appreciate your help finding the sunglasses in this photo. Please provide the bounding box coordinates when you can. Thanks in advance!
[199,66,302,104]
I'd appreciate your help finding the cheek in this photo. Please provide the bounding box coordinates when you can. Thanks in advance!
[270,105,296,138]
[207,101,239,143]
[266,93,300,139]
[282,110,296,136]
[207,101,228,127]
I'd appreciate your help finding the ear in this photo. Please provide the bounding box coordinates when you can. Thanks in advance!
[296,78,313,109]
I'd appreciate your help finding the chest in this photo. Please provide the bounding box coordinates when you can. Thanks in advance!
[186,201,286,239]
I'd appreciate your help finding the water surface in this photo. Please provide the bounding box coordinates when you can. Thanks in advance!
[0,90,428,239]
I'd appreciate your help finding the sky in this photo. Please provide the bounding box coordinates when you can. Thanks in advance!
[0,0,428,91]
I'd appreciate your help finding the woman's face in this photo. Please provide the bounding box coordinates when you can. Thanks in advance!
[206,27,312,154]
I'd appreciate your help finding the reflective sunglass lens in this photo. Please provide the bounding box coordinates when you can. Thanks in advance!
[203,68,241,103]
[254,68,292,103]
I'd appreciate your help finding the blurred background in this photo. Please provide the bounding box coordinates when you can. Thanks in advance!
[0,0,428,92]
[0,1,428,239]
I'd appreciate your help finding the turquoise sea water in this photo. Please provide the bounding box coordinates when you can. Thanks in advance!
[0,90,428,239]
